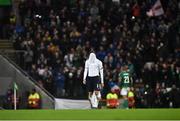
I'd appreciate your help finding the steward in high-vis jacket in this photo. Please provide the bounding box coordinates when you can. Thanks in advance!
[28,89,41,109]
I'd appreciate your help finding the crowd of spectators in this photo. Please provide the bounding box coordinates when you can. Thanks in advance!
[9,0,180,108]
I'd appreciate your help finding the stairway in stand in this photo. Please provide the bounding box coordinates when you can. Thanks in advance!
[0,40,15,62]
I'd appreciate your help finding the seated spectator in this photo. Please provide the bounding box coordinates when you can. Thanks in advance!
[128,88,135,108]
[28,88,41,109]
[108,79,120,96]
[106,89,119,108]
[5,89,13,109]
[5,88,20,109]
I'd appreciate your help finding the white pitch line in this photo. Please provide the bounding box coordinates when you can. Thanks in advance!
[1,120,180,121]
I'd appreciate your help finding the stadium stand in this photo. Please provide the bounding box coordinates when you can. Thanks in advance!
[0,0,180,108]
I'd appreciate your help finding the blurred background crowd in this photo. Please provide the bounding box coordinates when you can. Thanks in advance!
[1,0,180,108]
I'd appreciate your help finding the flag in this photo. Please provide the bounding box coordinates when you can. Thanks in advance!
[14,82,18,90]
[146,0,164,17]
[13,82,18,110]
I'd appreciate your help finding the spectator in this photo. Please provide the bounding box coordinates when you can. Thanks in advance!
[169,85,180,108]
[128,88,135,108]
[23,47,34,71]
[54,69,65,97]
[5,88,20,109]
[132,2,141,17]
[5,89,13,109]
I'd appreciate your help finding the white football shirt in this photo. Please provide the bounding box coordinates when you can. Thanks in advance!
[83,53,104,83]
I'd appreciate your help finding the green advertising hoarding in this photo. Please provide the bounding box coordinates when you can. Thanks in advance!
[0,0,11,6]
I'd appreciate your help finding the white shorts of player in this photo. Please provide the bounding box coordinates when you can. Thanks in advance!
[120,87,130,96]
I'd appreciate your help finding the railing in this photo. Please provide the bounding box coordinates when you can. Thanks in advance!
[0,49,26,67]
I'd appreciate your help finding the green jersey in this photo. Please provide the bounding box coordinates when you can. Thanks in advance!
[119,71,131,88]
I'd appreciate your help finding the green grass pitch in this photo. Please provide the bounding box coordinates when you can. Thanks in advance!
[0,109,180,120]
